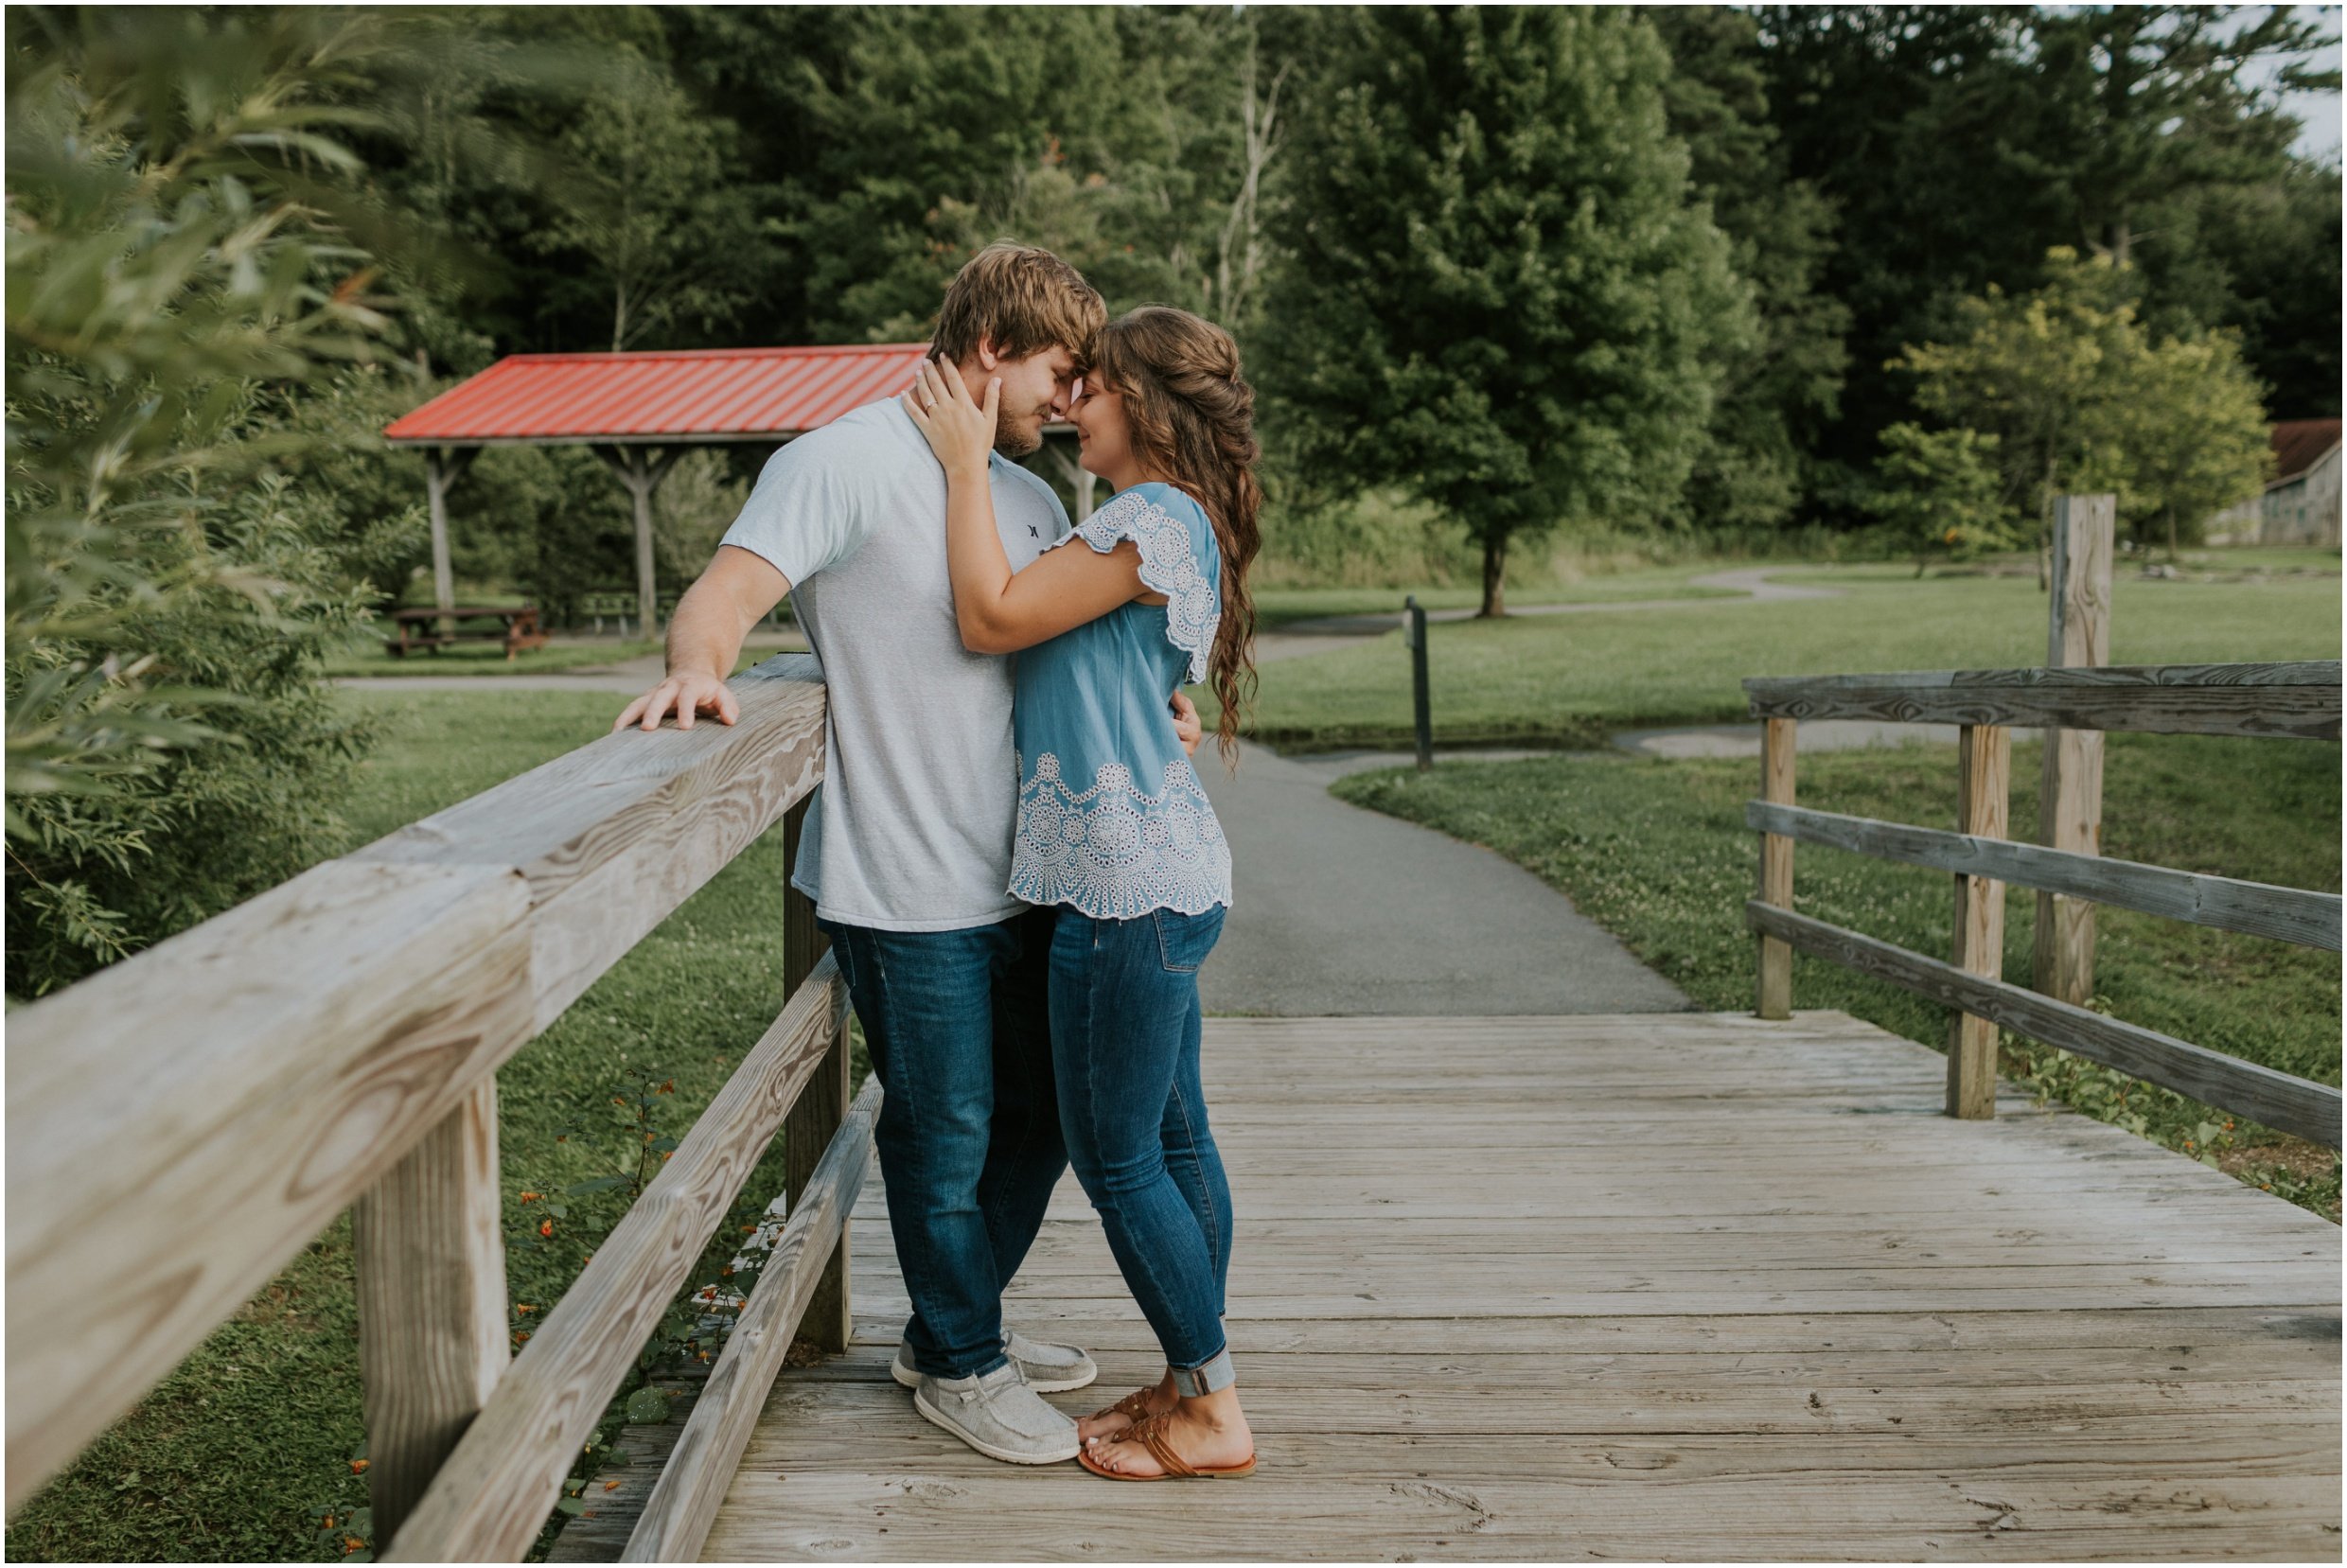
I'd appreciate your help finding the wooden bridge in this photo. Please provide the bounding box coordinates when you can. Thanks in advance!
[9,652,2340,1561]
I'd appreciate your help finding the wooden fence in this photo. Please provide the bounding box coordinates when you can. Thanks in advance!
[1744,659,2343,1148]
[5,654,856,1561]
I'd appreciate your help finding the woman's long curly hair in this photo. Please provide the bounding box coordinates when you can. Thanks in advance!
[1092,306,1262,765]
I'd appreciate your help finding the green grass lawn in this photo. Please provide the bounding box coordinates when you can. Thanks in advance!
[1332,732,2342,1219]
[319,638,663,678]
[1254,568,1738,627]
[7,690,811,1564]
[1236,570,2342,749]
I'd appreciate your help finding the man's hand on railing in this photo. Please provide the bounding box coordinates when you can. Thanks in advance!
[616,668,739,732]
[1172,691,1203,759]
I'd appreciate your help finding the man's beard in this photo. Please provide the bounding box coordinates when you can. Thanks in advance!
[992,405,1048,458]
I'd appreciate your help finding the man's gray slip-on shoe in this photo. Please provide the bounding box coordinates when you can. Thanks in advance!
[891,1330,1099,1394]
[913,1362,1080,1465]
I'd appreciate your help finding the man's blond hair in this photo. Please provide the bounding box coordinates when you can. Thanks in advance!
[933,241,1106,371]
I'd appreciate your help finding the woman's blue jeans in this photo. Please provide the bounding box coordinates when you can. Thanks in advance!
[1049,904,1236,1394]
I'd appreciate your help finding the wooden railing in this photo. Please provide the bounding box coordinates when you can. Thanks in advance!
[6,654,864,1561]
[1743,660,2343,1149]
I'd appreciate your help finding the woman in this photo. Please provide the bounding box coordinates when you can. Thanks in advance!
[901,306,1260,1482]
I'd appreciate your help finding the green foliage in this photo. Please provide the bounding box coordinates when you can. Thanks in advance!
[1264,8,1751,614]
[1,9,473,992]
[2103,329,2275,554]
[7,472,377,992]
[532,47,780,352]
[1654,8,1851,534]
[1867,423,2021,573]
[1756,5,2335,514]
[1332,731,2339,1219]
[1895,249,2272,553]
[5,8,401,815]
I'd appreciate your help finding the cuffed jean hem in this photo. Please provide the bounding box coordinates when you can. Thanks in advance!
[1170,1347,1236,1397]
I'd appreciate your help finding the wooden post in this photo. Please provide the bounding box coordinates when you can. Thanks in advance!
[354,1078,509,1544]
[596,447,681,641]
[2034,494,2113,1007]
[1044,434,1098,522]
[1948,723,2012,1119]
[1756,716,1796,1019]
[423,447,477,636]
[779,799,849,1351]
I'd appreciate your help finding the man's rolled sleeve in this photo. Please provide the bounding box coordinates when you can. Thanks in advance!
[718,432,872,586]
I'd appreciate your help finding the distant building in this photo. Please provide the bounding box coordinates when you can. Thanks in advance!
[2208,419,2341,547]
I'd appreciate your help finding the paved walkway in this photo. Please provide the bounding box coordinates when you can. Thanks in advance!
[1196,742,1688,1016]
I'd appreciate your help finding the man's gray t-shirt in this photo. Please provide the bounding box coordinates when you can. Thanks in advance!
[720,396,1069,932]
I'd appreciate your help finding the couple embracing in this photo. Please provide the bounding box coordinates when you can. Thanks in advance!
[616,243,1261,1482]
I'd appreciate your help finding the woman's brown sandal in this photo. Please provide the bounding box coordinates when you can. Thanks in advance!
[1076,1410,1257,1482]
[1082,1385,1160,1437]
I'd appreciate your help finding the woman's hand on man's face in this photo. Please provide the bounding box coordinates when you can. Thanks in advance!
[902,357,998,481]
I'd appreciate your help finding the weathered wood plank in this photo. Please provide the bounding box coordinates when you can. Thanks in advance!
[1744,903,2342,1146]
[716,1011,2336,1559]
[1742,660,2341,738]
[1947,723,2010,1118]
[352,654,825,1030]
[1744,801,2341,950]
[382,957,848,1562]
[625,1078,881,1562]
[779,799,849,1355]
[355,1079,511,1544]
[1756,715,1796,1018]
[7,657,829,1513]
[4,860,535,1510]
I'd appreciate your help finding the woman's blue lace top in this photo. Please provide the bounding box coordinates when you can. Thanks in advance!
[1009,482,1232,918]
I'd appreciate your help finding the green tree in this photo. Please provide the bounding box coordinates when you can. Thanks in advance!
[2106,331,2272,558]
[1896,248,2272,570]
[534,46,777,351]
[1867,424,2020,575]
[1264,8,1749,617]
[2140,157,2342,418]
[1894,249,2144,573]
[2029,5,2338,268]
[5,9,439,990]
[1655,7,1850,536]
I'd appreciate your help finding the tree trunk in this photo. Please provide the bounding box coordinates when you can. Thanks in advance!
[1479,534,1508,618]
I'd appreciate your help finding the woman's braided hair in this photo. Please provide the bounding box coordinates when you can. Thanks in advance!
[1093,307,1261,765]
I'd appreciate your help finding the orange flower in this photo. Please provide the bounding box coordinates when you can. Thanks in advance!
[516,1303,536,1314]
[349,1459,369,1474]
[519,1191,541,1203]
[540,1219,555,1237]
[344,1538,366,1554]
[605,1480,622,1491]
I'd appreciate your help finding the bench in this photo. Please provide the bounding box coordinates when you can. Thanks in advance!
[388,606,551,660]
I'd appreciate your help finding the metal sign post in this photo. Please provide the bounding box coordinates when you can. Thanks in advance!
[1404,595,1433,771]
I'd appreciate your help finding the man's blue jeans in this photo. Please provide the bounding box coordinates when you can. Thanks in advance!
[821,908,1065,1380]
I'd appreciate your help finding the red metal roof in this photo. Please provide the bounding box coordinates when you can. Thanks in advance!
[381,344,931,445]
[2270,419,2341,485]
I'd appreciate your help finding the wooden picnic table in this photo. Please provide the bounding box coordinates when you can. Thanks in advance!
[388,605,551,660]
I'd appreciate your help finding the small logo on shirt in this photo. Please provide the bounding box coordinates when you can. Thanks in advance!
[1028,524,1040,538]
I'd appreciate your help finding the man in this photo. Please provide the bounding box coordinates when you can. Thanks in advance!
[615,243,1202,1465]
